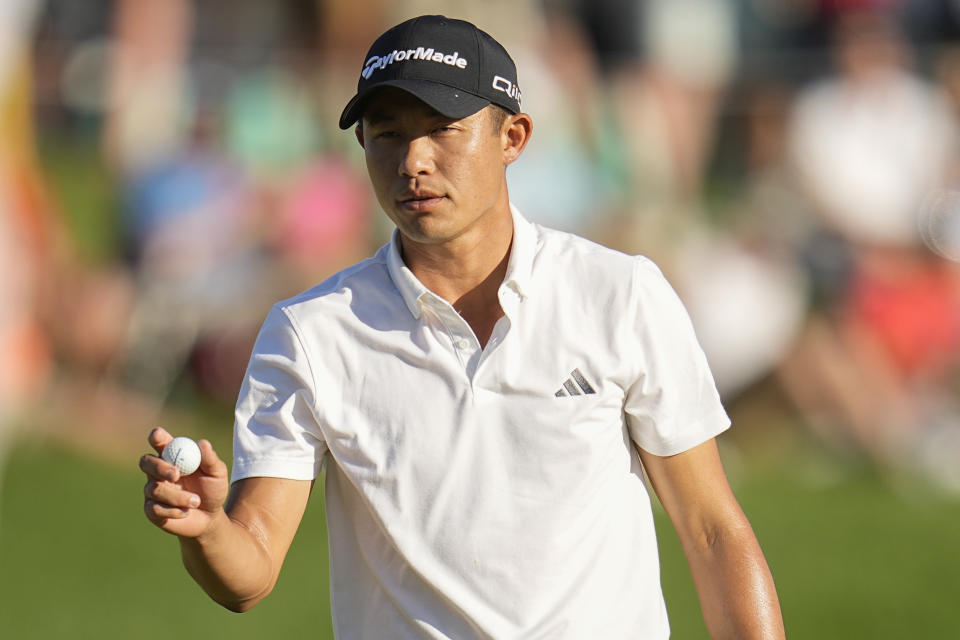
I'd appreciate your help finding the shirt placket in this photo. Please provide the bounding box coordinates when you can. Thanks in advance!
[421,296,483,379]
[420,286,520,386]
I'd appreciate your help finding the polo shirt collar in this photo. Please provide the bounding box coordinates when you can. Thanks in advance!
[386,203,536,319]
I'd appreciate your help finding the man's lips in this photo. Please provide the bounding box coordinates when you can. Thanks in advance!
[397,193,446,211]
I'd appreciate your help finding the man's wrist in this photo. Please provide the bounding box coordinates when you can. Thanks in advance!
[183,506,230,548]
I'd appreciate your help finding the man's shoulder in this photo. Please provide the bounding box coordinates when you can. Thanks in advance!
[276,247,393,314]
[527,223,678,316]
[532,223,653,278]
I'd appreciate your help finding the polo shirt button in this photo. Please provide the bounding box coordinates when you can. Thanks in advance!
[455,339,470,350]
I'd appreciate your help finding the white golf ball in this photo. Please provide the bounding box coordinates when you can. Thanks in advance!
[162,436,202,475]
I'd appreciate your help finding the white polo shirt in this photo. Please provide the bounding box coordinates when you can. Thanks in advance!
[232,205,730,639]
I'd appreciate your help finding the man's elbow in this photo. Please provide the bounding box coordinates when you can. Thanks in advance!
[213,588,272,613]
[219,599,253,614]
[186,565,276,613]
[222,600,256,614]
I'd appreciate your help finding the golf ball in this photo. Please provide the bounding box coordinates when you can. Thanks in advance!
[162,436,202,475]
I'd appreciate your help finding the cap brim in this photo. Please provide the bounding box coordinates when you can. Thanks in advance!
[339,79,491,130]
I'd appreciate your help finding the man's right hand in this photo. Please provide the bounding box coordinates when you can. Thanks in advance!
[140,427,230,539]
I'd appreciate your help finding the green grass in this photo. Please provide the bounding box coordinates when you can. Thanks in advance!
[0,437,332,639]
[655,448,960,639]
[2,432,959,639]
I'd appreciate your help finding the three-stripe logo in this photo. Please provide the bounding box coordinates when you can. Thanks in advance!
[555,368,596,397]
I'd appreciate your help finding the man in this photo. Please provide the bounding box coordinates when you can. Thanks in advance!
[141,15,785,639]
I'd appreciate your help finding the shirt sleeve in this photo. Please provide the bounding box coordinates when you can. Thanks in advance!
[623,257,730,456]
[231,305,328,483]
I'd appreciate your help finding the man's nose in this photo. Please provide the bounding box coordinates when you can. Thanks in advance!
[398,135,435,177]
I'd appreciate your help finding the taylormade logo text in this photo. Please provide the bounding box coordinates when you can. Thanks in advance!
[362,47,467,79]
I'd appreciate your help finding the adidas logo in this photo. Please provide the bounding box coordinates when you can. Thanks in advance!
[555,368,596,397]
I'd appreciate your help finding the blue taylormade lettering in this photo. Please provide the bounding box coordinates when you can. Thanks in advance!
[362,47,468,79]
[492,75,522,107]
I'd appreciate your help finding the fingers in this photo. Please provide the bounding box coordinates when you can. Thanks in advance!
[143,477,194,525]
[197,439,227,478]
[142,430,223,482]
[142,466,201,527]
[140,451,179,483]
[144,478,201,510]
[148,427,173,455]
[141,429,230,527]
[142,427,178,481]
[144,498,190,523]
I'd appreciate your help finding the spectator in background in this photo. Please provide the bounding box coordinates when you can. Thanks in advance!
[789,8,956,250]
[0,0,147,455]
[780,7,960,482]
[103,0,375,402]
[587,0,811,402]
[0,0,55,523]
[596,0,739,266]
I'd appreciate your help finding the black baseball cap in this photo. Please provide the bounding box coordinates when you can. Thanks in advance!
[338,15,522,130]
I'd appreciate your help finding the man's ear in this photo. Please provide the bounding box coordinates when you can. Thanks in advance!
[502,113,532,166]
[355,123,365,149]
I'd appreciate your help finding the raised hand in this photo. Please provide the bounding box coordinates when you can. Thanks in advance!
[140,427,230,539]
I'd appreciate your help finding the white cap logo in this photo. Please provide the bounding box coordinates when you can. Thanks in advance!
[362,46,468,80]
[491,75,522,107]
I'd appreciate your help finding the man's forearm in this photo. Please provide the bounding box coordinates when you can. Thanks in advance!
[179,509,276,613]
[686,522,785,639]
[142,435,311,613]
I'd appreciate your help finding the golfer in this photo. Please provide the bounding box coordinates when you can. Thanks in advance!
[141,15,785,639]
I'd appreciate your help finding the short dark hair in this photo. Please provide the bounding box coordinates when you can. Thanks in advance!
[487,104,511,134]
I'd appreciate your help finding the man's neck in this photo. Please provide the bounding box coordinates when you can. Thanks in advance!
[400,202,513,297]
[400,205,514,346]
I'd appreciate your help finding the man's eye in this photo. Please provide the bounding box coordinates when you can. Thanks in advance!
[374,131,398,140]
[434,126,457,134]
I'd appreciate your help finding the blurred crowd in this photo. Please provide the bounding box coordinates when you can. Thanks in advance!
[2,0,960,489]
